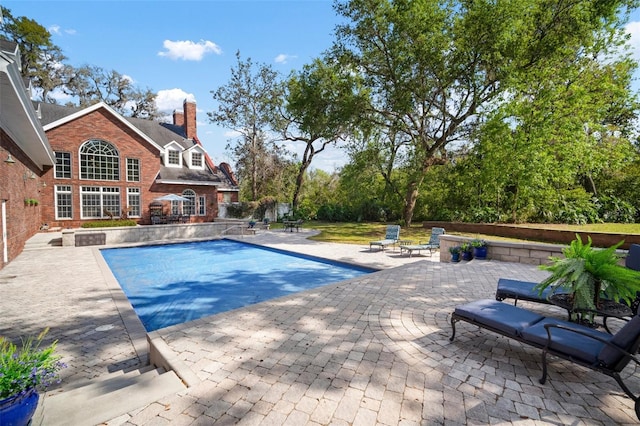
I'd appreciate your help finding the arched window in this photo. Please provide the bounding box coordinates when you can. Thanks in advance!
[182,189,196,215]
[79,140,120,181]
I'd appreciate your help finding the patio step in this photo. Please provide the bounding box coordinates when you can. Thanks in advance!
[32,367,186,426]
[23,232,63,249]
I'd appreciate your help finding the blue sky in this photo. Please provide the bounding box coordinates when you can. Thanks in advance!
[4,1,640,172]
[2,0,347,171]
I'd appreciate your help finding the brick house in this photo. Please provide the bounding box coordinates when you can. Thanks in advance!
[37,100,239,228]
[0,40,55,268]
[0,40,238,268]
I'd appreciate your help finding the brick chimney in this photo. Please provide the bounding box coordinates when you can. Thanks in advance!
[173,110,184,127]
[184,99,197,139]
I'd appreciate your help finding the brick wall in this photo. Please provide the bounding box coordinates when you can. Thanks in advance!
[42,109,217,228]
[0,129,44,268]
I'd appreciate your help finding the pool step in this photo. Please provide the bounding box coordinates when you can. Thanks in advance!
[33,367,186,426]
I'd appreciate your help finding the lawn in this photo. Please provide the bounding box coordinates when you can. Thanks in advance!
[271,221,640,245]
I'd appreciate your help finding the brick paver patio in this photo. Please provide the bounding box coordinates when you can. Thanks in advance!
[1,229,639,425]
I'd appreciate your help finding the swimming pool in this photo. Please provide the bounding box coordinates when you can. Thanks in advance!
[101,239,375,331]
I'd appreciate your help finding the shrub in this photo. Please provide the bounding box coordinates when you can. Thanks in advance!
[81,219,137,228]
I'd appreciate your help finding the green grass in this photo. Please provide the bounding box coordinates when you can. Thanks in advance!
[282,221,640,245]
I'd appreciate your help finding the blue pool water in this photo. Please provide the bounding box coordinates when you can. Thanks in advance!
[101,239,374,332]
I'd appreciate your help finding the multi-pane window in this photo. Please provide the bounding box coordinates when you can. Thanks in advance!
[55,185,72,219]
[198,195,206,216]
[126,158,140,182]
[171,200,180,215]
[182,189,196,215]
[167,150,180,165]
[127,188,141,217]
[80,140,120,181]
[55,152,71,179]
[81,186,120,219]
[191,152,203,167]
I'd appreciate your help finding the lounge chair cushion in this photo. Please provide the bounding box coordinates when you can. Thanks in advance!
[454,299,545,337]
[598,315,640,369]
[520,318,610,364]
[496,278,554,302]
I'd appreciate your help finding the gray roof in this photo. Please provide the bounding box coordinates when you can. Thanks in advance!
[35,102,237,189]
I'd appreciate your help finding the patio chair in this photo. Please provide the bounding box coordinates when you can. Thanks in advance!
[495,277,636,332]
[626,244,640,271]
[399,227,445,257]
[369,225,401,251]
[450,299,640,420]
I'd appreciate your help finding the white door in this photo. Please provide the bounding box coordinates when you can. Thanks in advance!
[2,200,7,264]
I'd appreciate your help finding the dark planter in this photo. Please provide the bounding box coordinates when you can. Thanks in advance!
[461,251,473,261]
[473,246,487,260]
[0,388,39,426]
[450,252,460,262]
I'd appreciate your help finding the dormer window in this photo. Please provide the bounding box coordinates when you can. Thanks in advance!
[191,152,203,168]
[168,150,180,166]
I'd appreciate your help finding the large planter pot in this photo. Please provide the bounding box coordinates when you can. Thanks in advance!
[0,388,39,426]
[473,246,487,260]
[461,251,473,261]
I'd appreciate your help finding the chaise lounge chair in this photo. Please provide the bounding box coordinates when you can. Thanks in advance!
[450,299,640,420]
[497,243,640,312]
[369,225,401,251]
[399,227,445,257]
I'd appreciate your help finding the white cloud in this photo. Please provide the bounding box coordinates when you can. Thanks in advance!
[155,88,196,114]
[48,25,76,36]
[158,40,222,61]
[274,53,297,64]
[626,21,640,61]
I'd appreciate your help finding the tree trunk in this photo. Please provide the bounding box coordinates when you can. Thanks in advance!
[403,182,419,227]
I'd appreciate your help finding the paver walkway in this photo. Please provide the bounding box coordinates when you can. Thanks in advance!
[1,229,639,425]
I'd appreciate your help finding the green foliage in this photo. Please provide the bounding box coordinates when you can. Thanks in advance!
[536,235,640,314]
[449,246,461,254]
[210,51,289,202]
[596,193,637,223]
[0,329,65,399]
[224,202,256,219]
[81,219,137,228]
[471,239,486,248]
[460,242,473,253]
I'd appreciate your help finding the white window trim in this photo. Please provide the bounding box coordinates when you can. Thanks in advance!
[54,185,73,220]
[127,187,141,218]
[190,151,205,170]
[163,141,183,168]
[126,158,141,182]
[80,186,121,219]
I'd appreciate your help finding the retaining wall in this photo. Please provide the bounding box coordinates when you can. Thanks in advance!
[61,221,248,247]
[424,221,639,250]
[438,235,565,265]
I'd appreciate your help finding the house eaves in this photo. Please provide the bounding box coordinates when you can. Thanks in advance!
[42,101,165,152]
[0,50,54,169]
[155,179,224,186]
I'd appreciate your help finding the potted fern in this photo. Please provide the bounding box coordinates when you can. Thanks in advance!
[534,235,640,324]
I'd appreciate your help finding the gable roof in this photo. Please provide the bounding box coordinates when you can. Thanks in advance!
[40,102,165,152]
[0,41,54,169]
[36,101,238,189]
